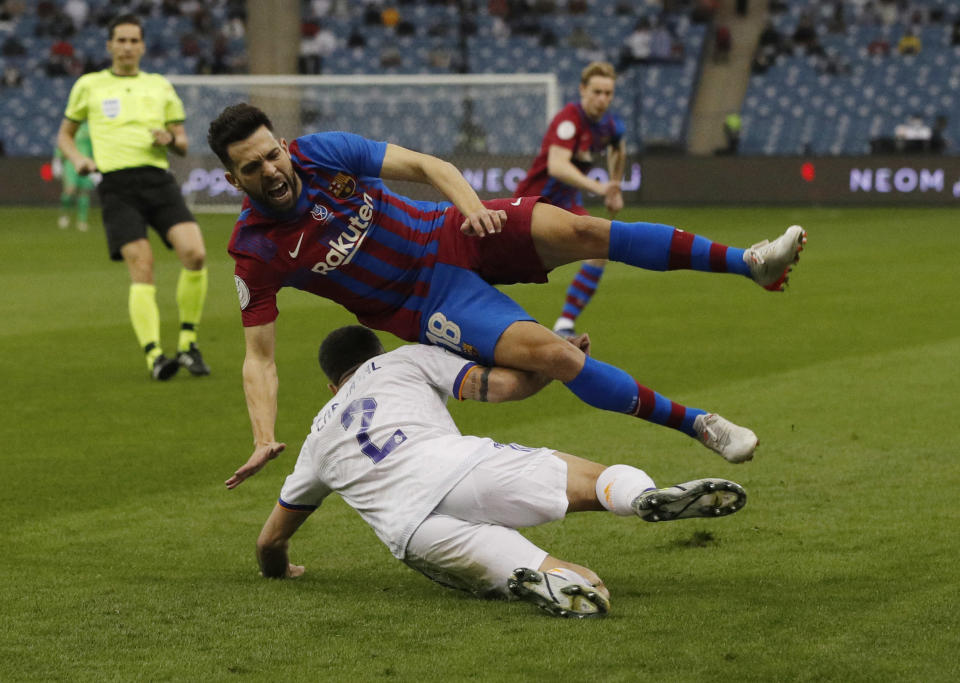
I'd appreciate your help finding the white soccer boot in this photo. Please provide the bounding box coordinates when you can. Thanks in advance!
[631,478,747,522]
[744,224,807,291]
[693,413,758,463]
[508,567,609,619]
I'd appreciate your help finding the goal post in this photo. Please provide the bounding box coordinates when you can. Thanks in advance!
[166,73,560,211]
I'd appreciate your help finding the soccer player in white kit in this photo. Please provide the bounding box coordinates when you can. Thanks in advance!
[240,326,749,618]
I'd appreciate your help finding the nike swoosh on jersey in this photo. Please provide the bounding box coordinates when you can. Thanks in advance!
[511,198,522,206]
[289,233,304,258]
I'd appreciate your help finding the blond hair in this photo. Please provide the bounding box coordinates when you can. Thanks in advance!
[580,61,616,85]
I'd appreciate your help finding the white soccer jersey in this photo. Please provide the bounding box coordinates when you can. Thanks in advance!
[279,344,501,558]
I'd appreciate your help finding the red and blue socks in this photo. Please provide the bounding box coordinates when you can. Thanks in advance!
[609,220,751,276]
[557,261,605,328]
[564,356,705,437]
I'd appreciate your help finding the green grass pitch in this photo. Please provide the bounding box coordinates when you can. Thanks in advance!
[1,204,958,681]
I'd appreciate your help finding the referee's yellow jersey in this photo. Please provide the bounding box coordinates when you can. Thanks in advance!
[64,69,186,174]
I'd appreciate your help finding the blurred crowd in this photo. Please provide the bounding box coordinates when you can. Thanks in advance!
[0,0,247,82]
[754,0,960,74]
[299,0,717,74]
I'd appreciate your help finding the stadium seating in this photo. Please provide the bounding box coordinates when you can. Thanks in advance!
[0,0,707,157]
[740,0,960,155]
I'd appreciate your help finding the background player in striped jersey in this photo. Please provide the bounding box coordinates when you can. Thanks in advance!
[57,14,210,380]
[250,325,747,618]
[513,61,626,338]
[208,104,806,487]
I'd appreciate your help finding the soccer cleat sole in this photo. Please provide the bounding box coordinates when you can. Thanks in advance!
[633,479,747,522]
[507,568,609,619]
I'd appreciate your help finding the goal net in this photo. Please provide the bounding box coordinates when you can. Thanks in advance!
[167,73,559,211]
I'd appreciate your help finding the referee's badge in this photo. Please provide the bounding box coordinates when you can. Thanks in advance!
[101,98,121,119]
[235,275,250,310]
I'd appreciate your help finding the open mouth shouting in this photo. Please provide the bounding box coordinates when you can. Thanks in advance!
[263,173,297,209]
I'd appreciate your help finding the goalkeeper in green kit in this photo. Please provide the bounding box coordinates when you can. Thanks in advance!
[53,120,94,232]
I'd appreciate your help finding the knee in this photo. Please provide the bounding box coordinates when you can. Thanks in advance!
[181,246,206,270]
[125,250,154,281]
[527,337,584,381]
[569,215,608,251]
[170,223,206,269]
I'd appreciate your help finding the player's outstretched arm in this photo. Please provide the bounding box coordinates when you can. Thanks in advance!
[379,143,505,237]
[225,443,286,489]
[226,322,286,489]
[257,504,312,578]
[546,144,607,196]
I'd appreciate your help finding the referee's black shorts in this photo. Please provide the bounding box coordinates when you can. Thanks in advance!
[97,166,196,261]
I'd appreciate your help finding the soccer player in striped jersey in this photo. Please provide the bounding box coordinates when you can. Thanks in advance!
[249,325,748,618]
[207,104,806,484]
[513,61,626,338]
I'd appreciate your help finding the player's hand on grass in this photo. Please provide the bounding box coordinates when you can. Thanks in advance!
[225,441,286,489]
[460,208,506,238]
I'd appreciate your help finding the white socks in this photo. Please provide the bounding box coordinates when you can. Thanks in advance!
[595,464,656,516]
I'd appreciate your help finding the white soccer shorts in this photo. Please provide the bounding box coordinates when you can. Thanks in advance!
[404,445,568,598]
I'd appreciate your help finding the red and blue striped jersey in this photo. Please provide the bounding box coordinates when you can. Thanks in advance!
[513,102,625,211]
[228,132,452,340]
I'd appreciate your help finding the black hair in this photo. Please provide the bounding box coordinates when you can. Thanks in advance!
[207,103,275,168]
[318,326,385,385]
[108,14,143,41]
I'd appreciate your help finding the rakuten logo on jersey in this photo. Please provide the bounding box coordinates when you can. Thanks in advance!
[311,192,375,275]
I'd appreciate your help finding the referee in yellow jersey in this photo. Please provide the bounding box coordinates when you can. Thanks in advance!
[57,13,210,380]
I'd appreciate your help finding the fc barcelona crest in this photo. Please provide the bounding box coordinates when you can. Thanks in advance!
[330,173,356,199]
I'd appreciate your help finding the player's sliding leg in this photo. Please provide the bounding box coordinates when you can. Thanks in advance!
[557,453,747,522]
[632,478,747,522]
[494,322,758,462]
[415,447,610,618]
[508,565,610,619]
[552,259,606,338]
[530,203,806,292]
[509,456,746,617]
